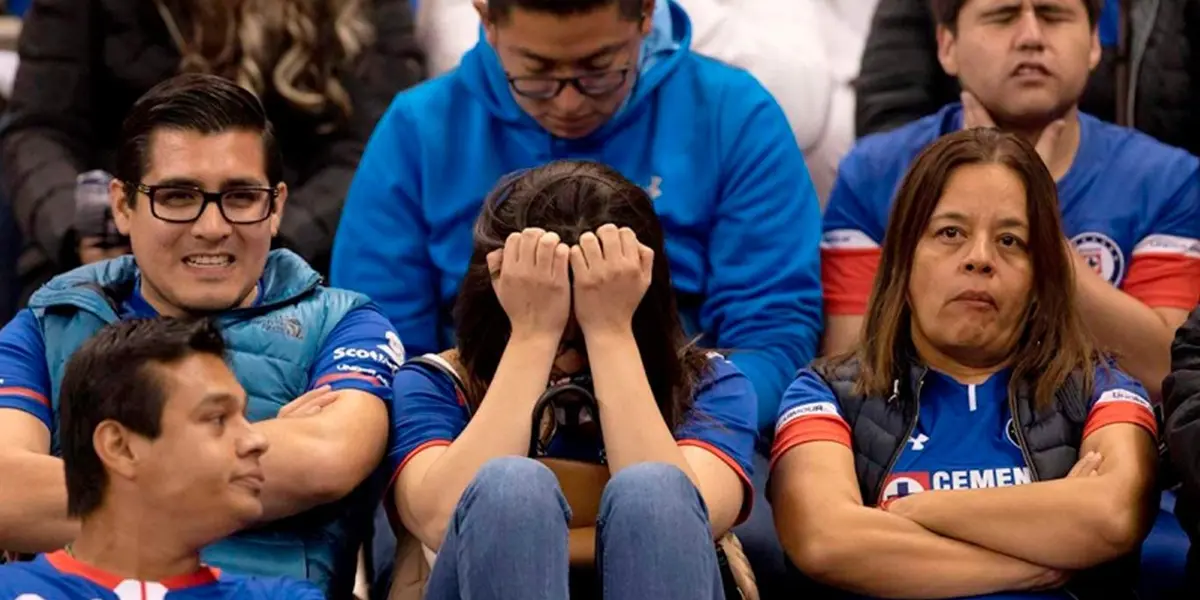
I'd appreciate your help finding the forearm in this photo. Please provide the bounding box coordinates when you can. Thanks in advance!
[1075,270,1173,399]
[252,396,386,521]
[587,330,699,486]
[0,452,78,552]
[410,334,559,546]
[782,506,1055,599]
[894,478,1146,569]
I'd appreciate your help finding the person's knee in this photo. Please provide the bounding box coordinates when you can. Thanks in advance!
[465,457,570,522]
[600,462,707,526]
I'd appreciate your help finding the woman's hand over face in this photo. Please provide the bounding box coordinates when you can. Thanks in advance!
[488,228,572,342]
[570,224,654,337]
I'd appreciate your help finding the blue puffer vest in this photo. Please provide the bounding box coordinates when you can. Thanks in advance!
[814,355,1140,599]
[26,249,373,598]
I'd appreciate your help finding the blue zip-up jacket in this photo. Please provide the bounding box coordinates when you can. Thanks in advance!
[331,0,823,432]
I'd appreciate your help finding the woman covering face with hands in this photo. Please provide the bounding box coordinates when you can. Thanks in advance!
[384,160,758,600]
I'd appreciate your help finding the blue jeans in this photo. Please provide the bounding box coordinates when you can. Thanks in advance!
[426,457,725,600]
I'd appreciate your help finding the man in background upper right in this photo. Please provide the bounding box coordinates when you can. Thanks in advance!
[821,0,1200,401]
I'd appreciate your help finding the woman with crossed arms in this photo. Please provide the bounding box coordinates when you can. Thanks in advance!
[770,129,1158,599]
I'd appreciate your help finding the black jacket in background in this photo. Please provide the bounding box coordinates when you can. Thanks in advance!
[1166,308,1200,584]
[855,0,1200,158]
[0,0,424,304]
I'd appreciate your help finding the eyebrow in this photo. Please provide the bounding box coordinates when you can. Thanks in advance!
[930,211,1029,229]
[154,177,268,189]
[192,393,241,415]
[513,41,628,68]
[977,1,1023,18]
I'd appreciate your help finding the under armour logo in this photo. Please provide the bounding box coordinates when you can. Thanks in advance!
[908,433,929,451]
[645,176,663,200]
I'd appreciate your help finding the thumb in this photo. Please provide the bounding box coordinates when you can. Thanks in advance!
[960,91,996,130]
[638,244,654,283]
[486,249,503,279]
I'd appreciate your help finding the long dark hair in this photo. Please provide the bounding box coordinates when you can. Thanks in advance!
[856,128,1096,409]
[455,160,709,429]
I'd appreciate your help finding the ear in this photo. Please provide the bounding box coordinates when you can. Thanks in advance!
[936,24,959,77]
[475,0,497,46]
[640,0,655,36]
[1087,28,1101,71]
[269,183,287,238]
[110,178,134,236]
[93,420,140,482]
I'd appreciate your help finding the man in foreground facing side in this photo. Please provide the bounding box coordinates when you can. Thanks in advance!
[0,317,323,599]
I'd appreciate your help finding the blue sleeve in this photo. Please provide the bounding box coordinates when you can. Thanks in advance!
[822,150,888,243]
[309,305,403,402]
[0,310,52,431]
[704,73,823,435]
[387,364,469,477]
[249,576,328,599]
[330,96,442,357]
[675,355,758,523]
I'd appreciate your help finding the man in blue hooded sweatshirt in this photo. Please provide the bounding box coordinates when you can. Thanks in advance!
[332,0,822,440]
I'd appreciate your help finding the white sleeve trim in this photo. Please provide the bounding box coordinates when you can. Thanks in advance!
[820,228,880,250]
[1131,234,1200,259]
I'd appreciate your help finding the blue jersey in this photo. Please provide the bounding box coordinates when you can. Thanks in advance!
[822,104,1200,317]
[0,276,399,431]
[387,353,759,524]
[0,552,324,600]
[771,366,1157,600]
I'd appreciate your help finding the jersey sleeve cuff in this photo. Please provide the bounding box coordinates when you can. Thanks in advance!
[384,440,454,532]
[1083,403,1159,440]
[676,439,754,526]
[769,415,852,471]
[0,392,53,432]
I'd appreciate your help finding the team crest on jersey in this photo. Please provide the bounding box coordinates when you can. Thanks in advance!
[1071,232,1125,286]
[1005,418,1020,449]
[880,472,930,501]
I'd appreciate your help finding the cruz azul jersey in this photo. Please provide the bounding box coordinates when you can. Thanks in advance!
[386,353,760,524]
[771,366,1158,600]
[0,551,323,600]
[0,276,400,432]
[822,104,1200,316]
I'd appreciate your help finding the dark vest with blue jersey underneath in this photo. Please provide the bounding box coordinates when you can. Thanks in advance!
[26,249,373,599]
[813,356,1140,599]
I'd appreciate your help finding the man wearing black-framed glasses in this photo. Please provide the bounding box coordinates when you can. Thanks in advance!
[0,73,400,598]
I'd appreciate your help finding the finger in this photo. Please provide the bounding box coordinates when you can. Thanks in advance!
[535,231,561,269]
[281,385,335,416]
[569,245,589,279]
[638,243,654,281]
[1036,119,1067,157]
[520,228,546,265]
[487,249,503,279]
[552,243,571,283]
[578,231,605,267]
[1067,451,1095,477]
[503,232,522,268]
[617,227,638,260]
[282,392,338,417]
[596,223,622,258]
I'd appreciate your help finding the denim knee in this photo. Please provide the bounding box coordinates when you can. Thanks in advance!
[461,457,572,525]
[598,462,709,529]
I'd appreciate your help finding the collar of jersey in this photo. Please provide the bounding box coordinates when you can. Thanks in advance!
[45,550,220,590]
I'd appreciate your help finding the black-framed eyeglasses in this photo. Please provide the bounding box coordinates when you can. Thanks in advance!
[136,183,278,224]
[507,66,634,101]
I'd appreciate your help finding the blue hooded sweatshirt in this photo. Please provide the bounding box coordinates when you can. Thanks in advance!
[331,0,823,433]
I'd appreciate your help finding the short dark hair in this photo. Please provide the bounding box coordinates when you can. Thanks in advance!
[487,0,644,22]
[60,317,227,518]
[932,0,1103,29]
[114,73,284,205]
